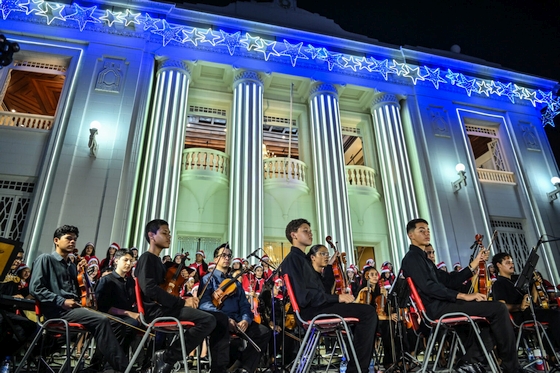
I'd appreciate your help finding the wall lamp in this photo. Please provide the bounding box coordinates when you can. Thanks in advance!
[452,163,467,193]
[547,176,560,202]
[88,121,99,158]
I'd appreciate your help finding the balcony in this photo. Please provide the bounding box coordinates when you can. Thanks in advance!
[476,168,516,185]
[0,112,54,130]
[346,166,381,224]
[264,157,307,185]
[181,148,229,185]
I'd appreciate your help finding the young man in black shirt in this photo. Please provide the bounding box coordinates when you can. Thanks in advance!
[281,218,377,373]
[135,219,229,373]
[29,225,131,372]
[491,252,560,354]
[401,218,525,373]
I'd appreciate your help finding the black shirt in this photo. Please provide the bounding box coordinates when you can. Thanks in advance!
[491,274,524,304]
[135,251,184,319]
[95,270,137,313]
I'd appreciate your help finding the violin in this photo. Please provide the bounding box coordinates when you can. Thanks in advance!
[326,236,350,295]
[211,269,247,308]
[474,234,488,295]
[533,272,549,309]
[76,255,96,308]
[0,273,20,284]
[161,250,191,297]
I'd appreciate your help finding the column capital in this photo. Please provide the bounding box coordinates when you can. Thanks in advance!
[233,70,264,88]
[156,58,191,77]
[309,82,338,101]
[370,92,401,110]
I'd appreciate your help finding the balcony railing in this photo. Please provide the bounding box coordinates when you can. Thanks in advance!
[346,165,376,188]
[476,168,516,185]
[182,148,229,176]
[0,112,54,130]
[263,157,307,183]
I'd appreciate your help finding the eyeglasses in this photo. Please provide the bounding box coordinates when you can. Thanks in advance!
[220,253,232,258]
[425,251,435,255]
[316,251,329,257]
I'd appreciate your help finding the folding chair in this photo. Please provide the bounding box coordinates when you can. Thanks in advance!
[15,301,92,373]
[511,316,560,371]
[406,277,500,373]
[283,274,362,373]
[124,277,195,373]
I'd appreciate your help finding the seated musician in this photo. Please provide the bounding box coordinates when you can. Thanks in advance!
[491,252,560,355]
[135,219,229,373]
[282,219,377,373]
[199,244,271,373]
[401,218,526,373]
[0,248,37,361]
[95,248,142,355]
[29,225,131,372]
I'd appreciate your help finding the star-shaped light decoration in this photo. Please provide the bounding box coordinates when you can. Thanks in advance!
[525,89,539,107]
[513,84,530,101]
[495,81,516,103]
[198,28,222,46]
[19,0,44,15]
[370,58,394,81]
[402,65,425,85]
[122,9,140,27]
[341,56,360,72]
[239,32,260,51]
[541,106,557,127]
[0,0,25,19]
[445,69,460,85]
[476,80,492,97]
[320,50,343,71]
[536,90,554,106]
[390,60,407,76]
[423,67,446,89]
[151,19,183,46]
[65,3,100,31]
[355,56,374,72]
[99,9,124,27]
[304,44,324,60]
[254,39,280,61]
[36,1,65,25]
[142,13,158,31]
[220,30,242,56]
[182,27,201,46]
[456,74,477,97]
[280,40,308,67]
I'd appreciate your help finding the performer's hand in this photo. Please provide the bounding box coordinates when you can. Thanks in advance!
[338,294,354,303]
[184,297,199,308]
[62,299,81,310]
[77,258,87,272]
[520,295,531,311]
[458,293,487,302]
[126,311,141,321]
[391,313,398,323]
[228,318,237,332]
[238,320,249,333]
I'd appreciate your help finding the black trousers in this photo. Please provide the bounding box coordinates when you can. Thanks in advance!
[436,300,519,373]
[0,310,37,356]
[301,303,377,373]
[238,321,272,372]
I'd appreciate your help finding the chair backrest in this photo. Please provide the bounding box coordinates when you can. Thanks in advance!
[406,277,427,316]
[282,274,301,314]
[134,277,146,316]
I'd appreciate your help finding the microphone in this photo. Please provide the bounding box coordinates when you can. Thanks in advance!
[536,235,544,249]
[246,248,261,260]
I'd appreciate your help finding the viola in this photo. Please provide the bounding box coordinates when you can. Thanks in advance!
[76,256,96,308]
[533,272,549,309]
[326,236,350,295]
[161,251,191,297]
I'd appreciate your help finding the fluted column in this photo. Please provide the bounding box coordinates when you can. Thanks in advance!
[132,59,191,249]
[228,71,264,256]
[370,92,418,260]
[308,83,354,263]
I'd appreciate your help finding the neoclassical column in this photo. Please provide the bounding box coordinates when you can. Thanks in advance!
[370,92,418,259]
[132,59,191,249]
[228,71,264,256]
[308,82,354,263]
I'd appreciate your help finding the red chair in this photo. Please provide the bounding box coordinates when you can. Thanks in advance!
[15,302,92,373]
[406,277,499,373]
[511,315,559,370]
[283,273,362,373]
[124,277,195,373]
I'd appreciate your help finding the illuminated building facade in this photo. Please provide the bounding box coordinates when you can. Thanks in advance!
[1,0,559,283]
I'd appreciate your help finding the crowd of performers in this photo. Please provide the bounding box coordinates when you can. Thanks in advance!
[1,218,560,373]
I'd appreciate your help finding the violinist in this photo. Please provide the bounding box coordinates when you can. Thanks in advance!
[346,265,360,296]
[190,249,208,279]
[491,252,560,355]
[401,219,524,373]
[29,225,131,372]
[282,219,377,373]
[199,243,271,373]
[260,255,273,280]
[136,219,228,373]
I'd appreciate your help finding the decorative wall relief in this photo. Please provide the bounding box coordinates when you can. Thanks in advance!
[427,106,451,138]
[95,58,127,93]
[519,121,541,152]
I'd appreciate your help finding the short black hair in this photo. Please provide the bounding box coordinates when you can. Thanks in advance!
[53,225,79,240]
[406,218,428,234]
[144,219,169,243]
[285,218,310,243]
[213,243,231,259]
[306,244,326,261]
[492,252,511,273]
[114,248,133,262]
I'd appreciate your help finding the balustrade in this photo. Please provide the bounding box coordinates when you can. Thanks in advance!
[182,148,229,176]
[263,157,306,183]
[476,168,516,185]
[0,112,54,130]
[346,165,376,188]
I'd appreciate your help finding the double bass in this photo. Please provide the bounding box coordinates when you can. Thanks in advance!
[326,236,350,295]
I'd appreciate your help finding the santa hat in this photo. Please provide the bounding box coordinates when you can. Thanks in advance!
[207,262,216,270]
[382,261,392,267]
[453,262,462,270]
[253,264,263,270]
[85,242,95,248]
[192,282,200,292]
[16,263,30,274]
[261,254,270,262]
[347,265,358,274]
[380,265,390,274]
[109,242,120,250]
[362,264,374,272]
[196,250,205,258]
[365,259,375,267]
[232,257,242,265]
[187,277,195,283]
[275,278,283,285]
[437,262,447,269]
[487,263,494,268]
[88,257,99,265]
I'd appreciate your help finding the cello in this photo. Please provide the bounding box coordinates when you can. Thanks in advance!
[326,236,350,295]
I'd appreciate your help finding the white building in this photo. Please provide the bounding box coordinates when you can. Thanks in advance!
[1,0,559,283]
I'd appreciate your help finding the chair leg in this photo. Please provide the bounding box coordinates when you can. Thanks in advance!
[125,326,156,373]
[290,327,321,373]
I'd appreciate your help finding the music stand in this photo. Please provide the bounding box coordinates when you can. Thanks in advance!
[514,247,539,293]
[0,237,23,279]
